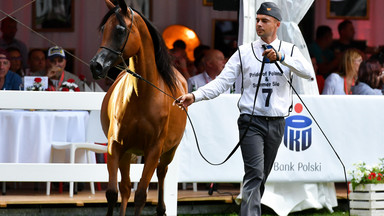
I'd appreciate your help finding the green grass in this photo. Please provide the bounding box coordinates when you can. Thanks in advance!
[179,205,349,215]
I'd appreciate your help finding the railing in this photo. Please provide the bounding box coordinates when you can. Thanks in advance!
[0,91,178,215]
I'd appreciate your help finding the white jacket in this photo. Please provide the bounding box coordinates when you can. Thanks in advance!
[193,38,314,117]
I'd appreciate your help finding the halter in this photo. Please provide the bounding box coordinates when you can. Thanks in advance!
[100,6,134,65]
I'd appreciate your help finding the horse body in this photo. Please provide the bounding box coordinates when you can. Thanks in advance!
[90,1,187,215]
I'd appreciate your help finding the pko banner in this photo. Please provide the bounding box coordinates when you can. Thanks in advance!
[178,94,384,183]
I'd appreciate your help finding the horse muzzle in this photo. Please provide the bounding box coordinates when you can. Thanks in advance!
[89,54,111,80]
[89,60,105,80]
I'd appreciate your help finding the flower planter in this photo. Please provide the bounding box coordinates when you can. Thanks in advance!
[350,184,384,216]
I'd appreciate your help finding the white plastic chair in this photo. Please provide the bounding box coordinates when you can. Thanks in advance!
[46,110,107,197]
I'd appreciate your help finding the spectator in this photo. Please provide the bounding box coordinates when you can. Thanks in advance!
[193,44,210,75]
[323,48,363,95]
[352,59,384,95]
[170,39,195,79]
[188,49,226,92]
[0,48,22,90]
[27,48,46,76]
[172,39,186,51]
[331,19,377,56]
[311,56,325,94]
[308,25,340,78]
[46,46,84,91]
[0,17,28,69]
[170,45,190,80]
[6,47,24,77]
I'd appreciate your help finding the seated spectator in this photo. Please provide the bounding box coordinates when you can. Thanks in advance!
[331,19,378,57]
[311,56,325,94]
[170,40,196,79]
[173,39,186,51]
[6,47,24,77]
[170,46,190,80]
[322,48,363,95]
[188,49,226,92]
[46,46,84,91]
[26,48,46,76]
[308,25,340,78]
[352,59,384,95]
[0,48,22,90]
[193,44,210,75]
[0,17,28,69]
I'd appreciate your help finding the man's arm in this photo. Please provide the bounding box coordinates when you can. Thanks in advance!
[281,46,314,80]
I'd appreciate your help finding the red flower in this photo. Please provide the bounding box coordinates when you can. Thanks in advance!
[67,79,75,83]
[78,74,86,81]
[34,77,42,83]
[74,87,80,92]
[61,87,69,91]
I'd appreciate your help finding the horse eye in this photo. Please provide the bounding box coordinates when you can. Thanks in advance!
[116,25,126,35]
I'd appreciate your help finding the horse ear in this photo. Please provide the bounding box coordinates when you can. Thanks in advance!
[105,0,115,10]
[118,0,128,14]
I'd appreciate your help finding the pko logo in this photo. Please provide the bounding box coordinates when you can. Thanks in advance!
[283,103,312,152]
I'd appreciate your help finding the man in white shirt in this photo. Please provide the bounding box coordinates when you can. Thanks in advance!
[187,49,226,92]
[174,2,314,215]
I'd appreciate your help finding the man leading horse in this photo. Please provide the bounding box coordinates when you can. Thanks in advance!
[174,2,315,215]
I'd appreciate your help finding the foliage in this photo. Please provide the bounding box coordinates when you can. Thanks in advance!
[348,158,384,190]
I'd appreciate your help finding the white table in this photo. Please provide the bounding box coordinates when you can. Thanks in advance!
[0,110,90,163]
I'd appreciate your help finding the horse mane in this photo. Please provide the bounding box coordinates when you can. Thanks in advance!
[131,8,177,94]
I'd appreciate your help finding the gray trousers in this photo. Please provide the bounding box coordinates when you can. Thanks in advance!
[238,114,285,216]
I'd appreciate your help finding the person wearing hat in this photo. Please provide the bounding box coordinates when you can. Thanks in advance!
[174,2,314,215]
[46,46,84,91]
[0,48,22,90]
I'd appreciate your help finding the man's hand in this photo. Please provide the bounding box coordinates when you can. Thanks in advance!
[46,66,62,79]
[262,48,282,62]
[173,93,195,109]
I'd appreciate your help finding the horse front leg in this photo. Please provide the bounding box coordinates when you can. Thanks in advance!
[118,152,132,216]
[156,147,177,216]
[105,141,120,216]
[134,148,161,216]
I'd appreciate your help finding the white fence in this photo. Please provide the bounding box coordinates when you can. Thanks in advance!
[0,91,177,215]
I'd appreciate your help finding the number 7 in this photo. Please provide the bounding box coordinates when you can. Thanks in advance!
[262,88,273,107]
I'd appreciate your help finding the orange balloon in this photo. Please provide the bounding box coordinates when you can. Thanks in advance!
[162,25,200,61]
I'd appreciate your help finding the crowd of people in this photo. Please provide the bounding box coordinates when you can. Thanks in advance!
[169,40,235,94]
[0,17,87,91]
[309,19,384,95]
[6,12,381,96]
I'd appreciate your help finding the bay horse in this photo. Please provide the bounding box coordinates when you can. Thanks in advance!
[89,0,187,215]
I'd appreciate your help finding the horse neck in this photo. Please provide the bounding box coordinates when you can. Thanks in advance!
[134,31,161,93]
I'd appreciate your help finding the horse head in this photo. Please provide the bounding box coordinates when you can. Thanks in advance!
[90,0,140,79]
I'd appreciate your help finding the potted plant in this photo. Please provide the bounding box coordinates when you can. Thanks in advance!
[348,158,384,216]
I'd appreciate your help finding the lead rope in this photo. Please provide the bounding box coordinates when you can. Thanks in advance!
[273,62,350,216]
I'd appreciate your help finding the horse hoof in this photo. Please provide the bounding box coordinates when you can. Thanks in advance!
[156,207,166,216]
[106,189,118,204]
